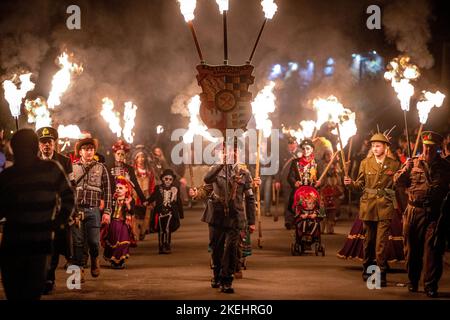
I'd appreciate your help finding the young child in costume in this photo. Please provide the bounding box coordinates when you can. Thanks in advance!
[102,176,135,269]
[148,169,184,254]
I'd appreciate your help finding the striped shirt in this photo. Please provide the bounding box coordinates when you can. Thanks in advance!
[0,158,75,255]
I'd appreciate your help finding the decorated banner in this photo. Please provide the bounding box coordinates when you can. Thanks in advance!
[196,64,255,131]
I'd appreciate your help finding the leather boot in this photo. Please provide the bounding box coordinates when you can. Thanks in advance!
[91,257,100,277]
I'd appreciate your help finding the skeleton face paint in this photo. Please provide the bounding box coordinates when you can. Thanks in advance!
[302,145,313,157]
[115,183,127,198]
[162,175,173,187]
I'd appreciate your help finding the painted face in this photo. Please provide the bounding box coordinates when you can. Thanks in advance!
[305,199,316,210]
[162,175,173,187]
[324,150,333,162]
[423,143,438,163]
[371,142,386,157]
[80,144,95,162]
[135,153,145,167]
[115,150,126,163]
[302,145,314,157]
[115,183,127,198]
[39,138,55,157]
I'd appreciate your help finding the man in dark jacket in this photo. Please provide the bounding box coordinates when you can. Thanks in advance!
[0,129,74,300]
[36,126,75,294]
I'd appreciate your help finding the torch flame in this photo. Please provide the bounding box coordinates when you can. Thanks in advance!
[417,90,446,124]
[2,73,35,118]
[178,0,197,22]
[313,95,345,129]
[299,120,315,139]
[47,52,83,109]
[25,97,52,130]
[122,101,138,144]
[216,0,229,12]
[183,95,217,143]
[156,125,164,134]
[331,110,357,150]
[261,0,278,19]
[58,124,82,139]
[251,81,277,138]
[101,97,122,138]
[384,56,420,111]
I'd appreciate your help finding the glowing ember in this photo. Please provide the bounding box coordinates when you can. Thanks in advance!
[25,97,52,130]
[101,97,122,138]
[183,95,217,143]
[58,124,82,139]
[2,73,35,118]
[47,52,83,109]
[122,101,137,144]
[251,81,277,138]
[178,0,197,22]
[261,0,278,19]
[216,0,229,12]
[416,90,446,124]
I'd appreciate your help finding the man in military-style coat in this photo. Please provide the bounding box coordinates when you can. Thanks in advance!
[36,126,75,295]
[344,133,400,286]
[394,131,450,298]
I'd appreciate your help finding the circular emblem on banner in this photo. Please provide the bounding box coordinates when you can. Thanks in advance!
[215,90,236,112]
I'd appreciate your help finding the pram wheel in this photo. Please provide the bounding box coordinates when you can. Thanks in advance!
[314,243,326,256]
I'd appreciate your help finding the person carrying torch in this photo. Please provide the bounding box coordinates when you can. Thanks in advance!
[343,132,400,287]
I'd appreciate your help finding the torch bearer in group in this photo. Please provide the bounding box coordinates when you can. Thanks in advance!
[251,81,277,248]
[412,90,446,155]
[247,0,278,64]
[178,0,205,63]
[2,73,35,131]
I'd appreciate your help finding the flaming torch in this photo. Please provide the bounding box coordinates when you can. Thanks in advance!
[25,97,52,130]
[122,101,138,144]
[47,52,83,109]
[183,95,218,143]
[384,56,420,157]
[178,0,205,63]
[412,90,446,155]
[101,97,122,138]
[216,0,229,64]
[331,109,357,176]
[57,124,82,152]
[2,73,35,130]
[247,0,278,63]
[251,81,277,248]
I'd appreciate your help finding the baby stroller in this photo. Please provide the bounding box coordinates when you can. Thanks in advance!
[290,186,325,256]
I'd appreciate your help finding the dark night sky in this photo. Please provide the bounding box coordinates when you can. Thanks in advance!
[0,0,449,153]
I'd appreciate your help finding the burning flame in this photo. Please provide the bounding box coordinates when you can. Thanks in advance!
[2,73,35,118]
[216,0,229,12]
[178,0,197,22]
[313,95,345,129]
[261,0,278,19]
[299,120,315,139]
[25,97,52,130]
[251,81,277,138]
[122,101,137,144]
[332,110,357,150]
[156,125,164,134]
[384,56,420,112]
[101,97,122,138]
[58,124,82,139]
[416,90,446,124]
[47,52,83,109]
[183,95,217,143]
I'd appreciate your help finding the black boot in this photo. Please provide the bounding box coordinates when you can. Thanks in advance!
[221,283,234,294]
